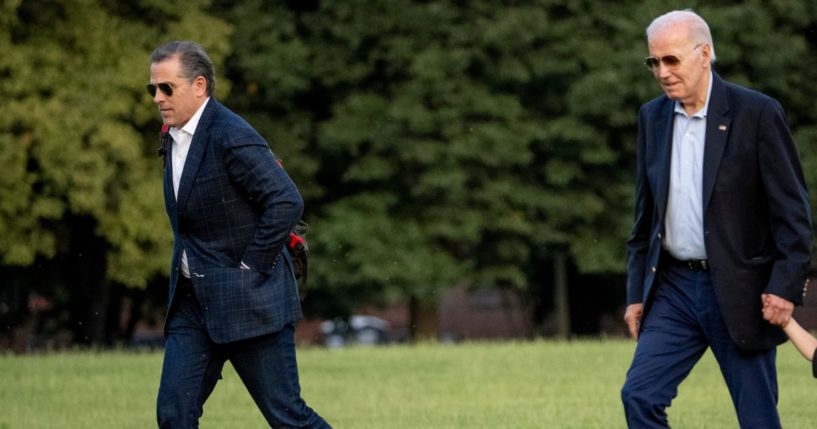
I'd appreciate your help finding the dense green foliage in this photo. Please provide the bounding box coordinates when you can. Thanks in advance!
[0,0,232,286]
[215,0,817,313]
[1,341,816,428]
[2,1,817,338]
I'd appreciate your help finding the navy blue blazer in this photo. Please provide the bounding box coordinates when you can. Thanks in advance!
[164,99,303,343]
[626,72,812,351]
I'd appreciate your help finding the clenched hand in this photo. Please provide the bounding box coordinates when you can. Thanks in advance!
[624,303,644,340]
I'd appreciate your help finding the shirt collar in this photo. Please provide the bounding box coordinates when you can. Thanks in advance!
[674,71,713,119]
[170,97,210,139]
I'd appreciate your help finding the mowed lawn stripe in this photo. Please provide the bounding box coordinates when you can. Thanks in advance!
[1,340,814,428]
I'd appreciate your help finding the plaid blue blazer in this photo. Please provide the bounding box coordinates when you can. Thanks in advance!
[163,99,303,343]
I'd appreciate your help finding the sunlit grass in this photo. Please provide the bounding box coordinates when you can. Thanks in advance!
[1,339,814,428]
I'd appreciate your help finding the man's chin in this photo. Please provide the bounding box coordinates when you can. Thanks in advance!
[662,90,682,100]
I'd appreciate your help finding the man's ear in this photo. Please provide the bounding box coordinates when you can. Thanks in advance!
[700,44,712,67]
[194,76,207,97]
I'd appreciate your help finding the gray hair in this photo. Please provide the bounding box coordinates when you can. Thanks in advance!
[646,10,717,64]
[150,41,216,96]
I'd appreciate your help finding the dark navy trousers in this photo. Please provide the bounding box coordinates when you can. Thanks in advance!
[621,264,780,428]
[157,277,330,428]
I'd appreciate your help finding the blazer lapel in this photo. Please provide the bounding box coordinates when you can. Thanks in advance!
[163,142,177,220]
[175,100,218,217]
[702,73,731,212]
[650,99,675,223]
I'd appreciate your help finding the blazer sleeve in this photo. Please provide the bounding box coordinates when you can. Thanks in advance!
[626,106,653,305]
[757,99,813,304]
[222,127,304,274]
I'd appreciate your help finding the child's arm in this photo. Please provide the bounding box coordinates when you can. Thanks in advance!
[782,317,817,362]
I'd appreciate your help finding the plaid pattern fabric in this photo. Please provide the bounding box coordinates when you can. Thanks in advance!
[164,100,303,343]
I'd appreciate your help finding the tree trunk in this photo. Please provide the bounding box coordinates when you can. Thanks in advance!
[553,253,570,339]
[67,216,112,346]
[0,267,30,352]
[408,296,438,341]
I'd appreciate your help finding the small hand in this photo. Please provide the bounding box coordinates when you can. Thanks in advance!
[761,293,793,327]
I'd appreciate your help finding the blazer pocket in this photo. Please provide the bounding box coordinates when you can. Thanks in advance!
[195,170,228,186]
[744,254,774,266]
[717,143,757,170]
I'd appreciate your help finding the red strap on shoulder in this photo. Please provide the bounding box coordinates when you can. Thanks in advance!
[289,232,305,249]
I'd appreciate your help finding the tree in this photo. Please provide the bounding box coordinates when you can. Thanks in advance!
[215,1,633,337]
[4,0,817,346]
[0,0,231,346]
[218,0,817,338]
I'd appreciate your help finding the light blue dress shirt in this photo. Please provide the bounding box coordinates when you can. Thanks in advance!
[663,73,713,261]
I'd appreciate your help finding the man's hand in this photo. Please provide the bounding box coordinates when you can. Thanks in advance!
[761,293,794,327]
[624,303,644,340]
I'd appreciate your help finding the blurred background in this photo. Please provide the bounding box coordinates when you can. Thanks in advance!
[2,0,817,352]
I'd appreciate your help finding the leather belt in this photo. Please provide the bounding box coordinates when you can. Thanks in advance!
[664,254,709,271]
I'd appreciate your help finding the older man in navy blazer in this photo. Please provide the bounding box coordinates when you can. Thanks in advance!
[620,10,812,428]
[149,41,330,428]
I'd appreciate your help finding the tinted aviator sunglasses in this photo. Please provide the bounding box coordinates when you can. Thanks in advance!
[146,82,174,97]
[644,43,703,71]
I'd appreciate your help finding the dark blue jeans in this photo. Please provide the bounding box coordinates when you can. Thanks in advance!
[621,264,780,428]
[157,278,330,428]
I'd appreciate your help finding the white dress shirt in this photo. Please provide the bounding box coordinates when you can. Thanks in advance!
[169,97,210,278]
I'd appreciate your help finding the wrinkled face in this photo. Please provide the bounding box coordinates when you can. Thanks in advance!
[647,24,710,107]
[149,55,206,128]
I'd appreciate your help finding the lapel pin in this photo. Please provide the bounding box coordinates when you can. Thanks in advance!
[718,125,727,131]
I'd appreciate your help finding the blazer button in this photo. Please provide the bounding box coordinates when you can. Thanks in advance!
[657,233,662,239]
[651,266,656,273]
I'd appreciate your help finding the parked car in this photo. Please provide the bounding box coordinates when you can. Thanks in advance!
[320,315,390,348]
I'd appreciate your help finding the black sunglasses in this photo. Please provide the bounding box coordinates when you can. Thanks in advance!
[146,82,174,97]
[644,43,704,71]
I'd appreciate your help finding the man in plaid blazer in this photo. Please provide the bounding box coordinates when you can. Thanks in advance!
[149,41,330,428]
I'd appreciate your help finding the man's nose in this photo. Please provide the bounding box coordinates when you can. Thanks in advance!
[655,63,672,78]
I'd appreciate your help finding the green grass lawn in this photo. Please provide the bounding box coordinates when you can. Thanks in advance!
[1,339,814,428]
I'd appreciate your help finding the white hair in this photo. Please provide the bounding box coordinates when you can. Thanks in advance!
[646,10,716,64]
